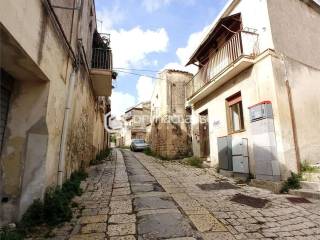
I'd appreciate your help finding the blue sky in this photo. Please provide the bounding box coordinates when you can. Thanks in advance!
[95,0,228,117]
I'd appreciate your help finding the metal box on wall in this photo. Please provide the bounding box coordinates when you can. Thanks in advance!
[232,138,249,174]
[217,136,249,174]
[249,101,273,122]
[249,101,280,181]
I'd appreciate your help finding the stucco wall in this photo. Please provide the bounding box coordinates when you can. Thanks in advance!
[271,56,320,166]
[268,0,320,69]
[191,54,295,179]
[0,0,106,224]
[229,0,274,52]
[267,0,320,165]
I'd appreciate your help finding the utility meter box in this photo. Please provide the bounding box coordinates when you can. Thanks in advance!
[249,101,280,181]
[249,101,273,122]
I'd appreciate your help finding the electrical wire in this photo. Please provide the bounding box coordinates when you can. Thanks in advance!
[115,70,166,81]
[113,67,160,73]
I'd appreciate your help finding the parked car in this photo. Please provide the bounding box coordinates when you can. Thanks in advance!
[130,139,149,152]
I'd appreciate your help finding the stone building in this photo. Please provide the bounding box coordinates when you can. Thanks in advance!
[122,102,151,146]
[150,69,193,159]
[186,0,320,181]
[0,0,114,224]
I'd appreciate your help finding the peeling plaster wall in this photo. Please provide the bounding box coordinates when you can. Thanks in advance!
[0,0,106,224]
[0,79,49,223]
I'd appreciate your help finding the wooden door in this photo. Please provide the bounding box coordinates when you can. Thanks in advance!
[199,111,210,158]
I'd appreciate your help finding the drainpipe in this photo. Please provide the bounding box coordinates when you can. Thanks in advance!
[281,54,301,173]
[58,69,77,186]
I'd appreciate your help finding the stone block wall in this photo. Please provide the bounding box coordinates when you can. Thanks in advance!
[150,116,192,159]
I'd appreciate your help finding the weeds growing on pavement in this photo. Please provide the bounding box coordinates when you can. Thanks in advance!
[143,148,169,160]
[281,172,302,193]
[301,161,320,173]
[4,169,88,238]
[0,227,24,240]
[183,157,203,168]
[143,147,154,156]
[90,148,111,165]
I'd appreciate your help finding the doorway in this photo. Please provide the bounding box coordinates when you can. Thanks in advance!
[199,110,210,158]
[0,69,13,153]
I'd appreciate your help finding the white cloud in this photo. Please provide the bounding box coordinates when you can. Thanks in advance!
[142,0,172,13]
[96,4,125,31]
[111,91,136,118]
[142,0,196,13]
[162,25,211,74]
[97,5,169,70]
[177,25,211,65]
[136,76,154,102]
[109,27,169,69]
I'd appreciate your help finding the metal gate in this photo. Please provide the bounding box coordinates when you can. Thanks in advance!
[0,70,13,152]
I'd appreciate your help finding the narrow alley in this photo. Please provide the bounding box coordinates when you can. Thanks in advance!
[47,149,320,240]
[1,1,320,239]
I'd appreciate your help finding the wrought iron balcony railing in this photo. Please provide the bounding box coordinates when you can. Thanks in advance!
[186,30,259,99]
[91,48,113,70]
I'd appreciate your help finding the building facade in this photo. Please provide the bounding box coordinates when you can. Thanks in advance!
[150,69,193,159]
[122,102,151,146]
[0,0,114,224]
[186,0,320,180]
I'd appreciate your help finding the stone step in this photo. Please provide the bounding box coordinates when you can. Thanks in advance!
[289,189,320,200]
[250,179,283,194]
[300,181,320,191]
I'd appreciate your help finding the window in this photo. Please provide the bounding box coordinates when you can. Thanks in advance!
[226,92,244,133]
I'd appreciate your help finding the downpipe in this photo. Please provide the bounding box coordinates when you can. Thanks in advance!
[58,69,77,186]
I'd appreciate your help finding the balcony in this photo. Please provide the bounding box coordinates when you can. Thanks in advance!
[186,30,259,104]
[90,33,113,97]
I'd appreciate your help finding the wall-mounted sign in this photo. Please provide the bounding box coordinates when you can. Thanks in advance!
[213,120,221,128]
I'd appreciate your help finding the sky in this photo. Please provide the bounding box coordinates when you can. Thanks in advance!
[95,0,228,117]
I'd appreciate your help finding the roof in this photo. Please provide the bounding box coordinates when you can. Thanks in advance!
[187,0,320,66]
[125,101,151,113]
[186,0,240,66]
[187,12,241,65]
[163,69,194,76]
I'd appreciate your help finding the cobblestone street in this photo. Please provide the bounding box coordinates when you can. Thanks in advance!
[50,149,320,240]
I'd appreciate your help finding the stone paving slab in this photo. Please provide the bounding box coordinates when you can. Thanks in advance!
[188,214,227,232]
[43,149,320,240]
[79,214,108,224]
[134,195,178,211]
[134,151,320,240]
[108,223,136,236]
[137,212,195,239]
[109,214,136,224]
[69,233,105,240]
[110,236,136,240]
[80,223,106,234]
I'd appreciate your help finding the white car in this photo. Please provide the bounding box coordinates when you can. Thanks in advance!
[130,139,149,152]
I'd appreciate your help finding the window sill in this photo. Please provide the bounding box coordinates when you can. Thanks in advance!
[228,129,246,135]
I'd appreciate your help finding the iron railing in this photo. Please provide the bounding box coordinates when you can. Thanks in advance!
[186,30,259,99]
[91,48,113,70]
